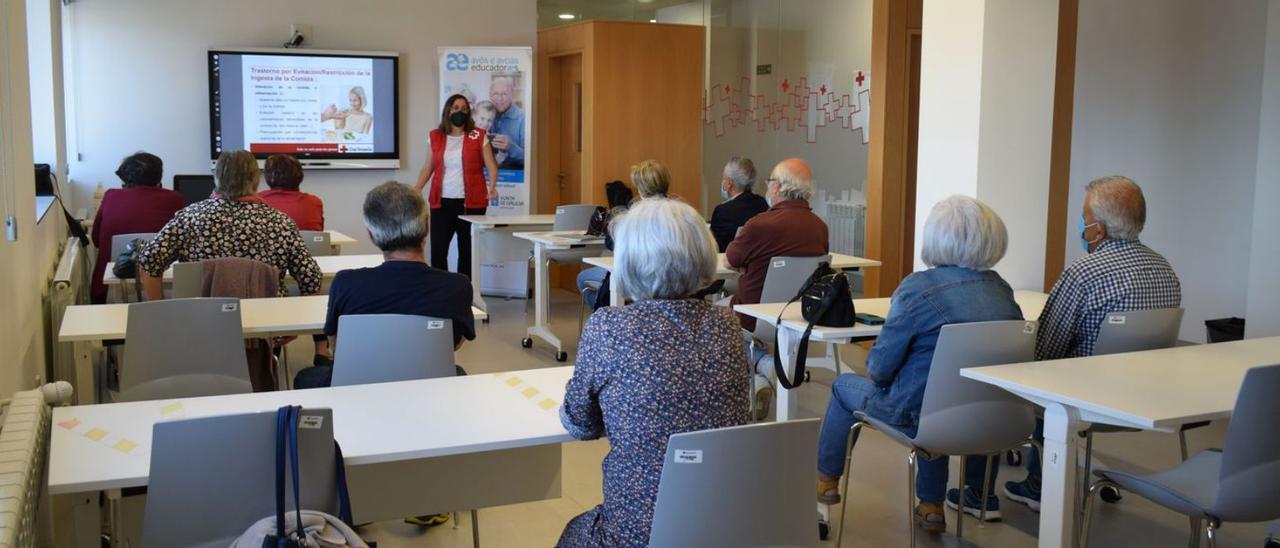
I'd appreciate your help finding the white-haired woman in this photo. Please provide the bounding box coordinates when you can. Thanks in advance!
[814,195,1023,533]
[558,198,750,547]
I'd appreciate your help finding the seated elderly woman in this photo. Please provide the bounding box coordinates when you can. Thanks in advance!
[576,159,671,308]
[138,149,322,299]
[814,195,1023,533]
[559,198,750,547]
[90,151,185,303]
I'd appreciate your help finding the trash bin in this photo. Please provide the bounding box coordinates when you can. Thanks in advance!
[1204,317,1245,343]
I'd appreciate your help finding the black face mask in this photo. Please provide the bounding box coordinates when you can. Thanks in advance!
[449,111,470,128]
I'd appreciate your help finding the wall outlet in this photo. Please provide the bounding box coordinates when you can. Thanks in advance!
[291,24,312,42]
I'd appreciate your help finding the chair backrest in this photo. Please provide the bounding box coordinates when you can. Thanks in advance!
[649,419,819,548]
[752,255,830,342]
[1093,308,1184,356]
[552,204,599,231]
[120,298,251,401]
[171,261,203,298]
[1213,363,1280,522]
[143,408,340,548]
[173,174,215,206]
[331,314,456,387]
[913,320,1038,455]
[300,230,332,257]
[109,232,157,258]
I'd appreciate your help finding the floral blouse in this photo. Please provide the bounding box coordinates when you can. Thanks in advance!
[559,299,750,547]
[137,198,322,296]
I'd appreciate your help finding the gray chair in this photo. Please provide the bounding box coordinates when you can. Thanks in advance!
[118,298,252,402]
[300,230,333,257]
[837,320,1038,547]
[330,314,457,387]
[1080,308,1184,505]
[171,261,203,299]
[649,419,820,548]
[1081,364,1280,548]
[553,203,599,231]
[143,408,341,548]
[109,232,158,302]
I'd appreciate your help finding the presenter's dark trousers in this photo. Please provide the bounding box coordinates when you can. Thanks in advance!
[430,198,486,279]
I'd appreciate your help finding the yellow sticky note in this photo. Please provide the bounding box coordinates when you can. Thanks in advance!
[112,439,138,453]
[505,377,523,387]
[521,387,540,398]
[538,399,558,411]
[160,402,184,415]
[84,428,107,441]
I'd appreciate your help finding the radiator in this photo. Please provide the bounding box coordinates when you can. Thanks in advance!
[0,388,54,548]
[45,238,89,387]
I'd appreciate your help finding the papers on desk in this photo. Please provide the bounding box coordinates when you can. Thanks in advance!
[554,231,604,244]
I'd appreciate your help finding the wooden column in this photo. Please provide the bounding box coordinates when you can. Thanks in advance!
[865,0,922,297]
[1043,0,1079,291]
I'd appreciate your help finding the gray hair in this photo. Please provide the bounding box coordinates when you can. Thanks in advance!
[612,198,718,301]
[214,150,260,199]
[1086,175,1146,240]
[769,159,815,202]
[920,195,1008,271]
[363,181,428,252]
[723,156,756,192]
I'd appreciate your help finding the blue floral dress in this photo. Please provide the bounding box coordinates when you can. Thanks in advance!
[558,299,750,547]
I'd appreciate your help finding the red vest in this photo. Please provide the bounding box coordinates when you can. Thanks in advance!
[428,128,489,209]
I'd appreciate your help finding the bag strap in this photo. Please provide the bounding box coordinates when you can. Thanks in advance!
[333,441,354,525]
[273,407,289,548]
[771,274,844,390]
[286,406,305,539]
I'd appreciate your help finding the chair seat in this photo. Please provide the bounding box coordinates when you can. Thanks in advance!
[1096,449,1222,518]
[853,411,920,452]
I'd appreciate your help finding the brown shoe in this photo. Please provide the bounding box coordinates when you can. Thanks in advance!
[914,502,946,533]
[817,477,841,505]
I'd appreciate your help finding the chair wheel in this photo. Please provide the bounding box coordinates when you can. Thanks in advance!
[1006,449,1023,466]
[520,337,533,348]
[555,351,568,362]
[1100,485,1123,503]
[818,519,830,540]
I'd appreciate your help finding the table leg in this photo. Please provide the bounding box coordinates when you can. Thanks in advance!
[72,340,98,405]
[470,223,487,313]
[1039,403,1085,548]
[609,267,622,307]
[774,327,800,421]
[525,243,564,357]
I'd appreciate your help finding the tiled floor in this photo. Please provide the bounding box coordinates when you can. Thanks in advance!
[311,291,1276,547]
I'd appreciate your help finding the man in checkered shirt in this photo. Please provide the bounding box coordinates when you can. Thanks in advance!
[1003,175,1181,512]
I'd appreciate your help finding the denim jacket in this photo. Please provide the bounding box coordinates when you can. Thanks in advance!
[863,266,1023,426]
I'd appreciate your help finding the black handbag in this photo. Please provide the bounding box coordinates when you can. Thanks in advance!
[112,238,147,280]
[772,262,856,389]
[585,206,610,237]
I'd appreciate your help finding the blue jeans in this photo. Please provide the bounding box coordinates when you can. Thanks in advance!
[577,266,608,306]
[818,374,999,504]
[1025,418,1044,484]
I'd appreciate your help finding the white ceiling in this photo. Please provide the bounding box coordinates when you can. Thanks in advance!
[537,0,699,28]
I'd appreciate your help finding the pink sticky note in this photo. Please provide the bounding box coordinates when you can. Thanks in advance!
[57,418,80,430]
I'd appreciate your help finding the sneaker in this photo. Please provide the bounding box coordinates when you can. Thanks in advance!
[404,513,450,527]
[914,502,947,533]
[751,374,773,421]
[945,487,1002,521]
[1002,478,1042,512]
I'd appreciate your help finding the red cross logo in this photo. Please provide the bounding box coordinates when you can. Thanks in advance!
[339,145,348,153]
[855,71,866,87]
[781,79,790,92]
[724,84,731,93]
[819,85,827,94]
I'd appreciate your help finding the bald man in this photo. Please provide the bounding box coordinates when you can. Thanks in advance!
[1003,175,1181,512]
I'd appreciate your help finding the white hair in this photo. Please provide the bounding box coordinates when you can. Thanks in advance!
[770,162,815,202]
[723,156,756,192]
[1086,175,1146,240]
[612,198,718,301]
[920,195,1008,271]
[363,182,427,252]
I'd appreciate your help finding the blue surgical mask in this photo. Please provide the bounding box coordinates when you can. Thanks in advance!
[1078,215,1100,253]
[720,185,730,201]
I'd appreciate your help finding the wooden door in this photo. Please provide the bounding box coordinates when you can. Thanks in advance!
[547,53,584,290]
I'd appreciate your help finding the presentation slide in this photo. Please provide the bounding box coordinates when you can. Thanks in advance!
[210,50,398,162]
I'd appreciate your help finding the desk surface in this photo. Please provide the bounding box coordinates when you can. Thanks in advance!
[512,230,607,247]
[58,296,487,342]
[583,252,881,275]
[963,336,1280,430]
[460,214,557,227]
[104,254,384,285]
[327,230,356,246]
[48,366,572,494]
[734,290,1048,341]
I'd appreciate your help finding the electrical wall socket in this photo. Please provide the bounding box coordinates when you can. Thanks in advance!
[291,24,312,42]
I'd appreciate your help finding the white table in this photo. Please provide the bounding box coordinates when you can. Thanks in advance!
[326,229,357,253]
[962,336,1280,548]
[734,290,1048,420]
[49,366,572,546]
[512,231,607,361]
[582,253,884,308]
[102,253,384,286]
[57,296,487,404]
[460,215,557,313]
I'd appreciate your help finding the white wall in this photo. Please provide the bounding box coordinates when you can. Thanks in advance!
[916,0,1058,291]
[1245,0,1280,338]
[1069,0,1267,342]
[63,0,537,254]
